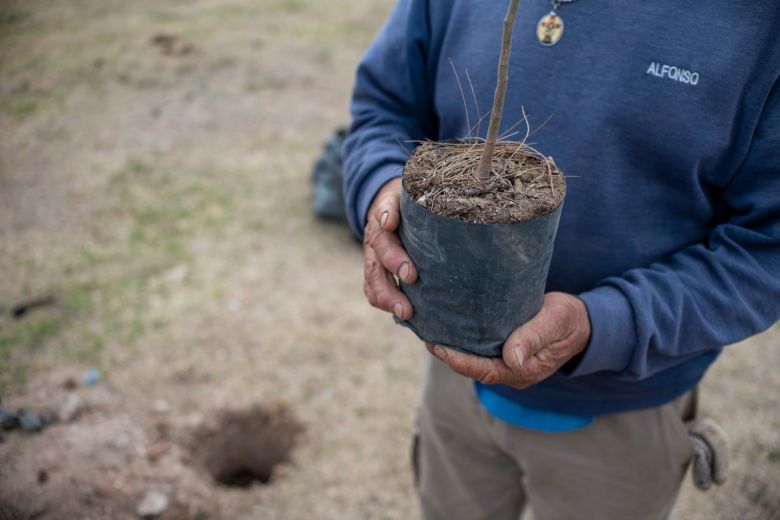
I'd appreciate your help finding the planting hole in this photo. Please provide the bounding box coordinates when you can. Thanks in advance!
[193,404,303,488]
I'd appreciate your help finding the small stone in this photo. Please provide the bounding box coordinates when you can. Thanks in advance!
[164,264,189,283]
[93,482,113,499]
[146,440,171,462]
[184,412,204,429]
[58,393,82,422]
[136,491,169,518]
[151,400,170,415]
[82,368,101,387]
[18,409,43,432]
[110,432,131,451]
[0,407,19,431]
[63,377,78,390]
[471,196,489,209]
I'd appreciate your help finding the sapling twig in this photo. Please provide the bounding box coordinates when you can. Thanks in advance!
[476,0,520,181]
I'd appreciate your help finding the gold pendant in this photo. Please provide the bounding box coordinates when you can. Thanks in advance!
[537,11,564,46]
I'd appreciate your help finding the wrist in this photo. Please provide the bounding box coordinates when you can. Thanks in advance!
[570,294,591,355]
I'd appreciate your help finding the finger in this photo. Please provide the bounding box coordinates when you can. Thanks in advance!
[365,178,417,283]
[367,227,417,284]
[426,343,514,385]
[372,182,402,232]
[364,246,413,319]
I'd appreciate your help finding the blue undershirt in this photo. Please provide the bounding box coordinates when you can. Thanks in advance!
[475,382,593,433]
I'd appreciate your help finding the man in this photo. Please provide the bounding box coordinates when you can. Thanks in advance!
[342,1,780,519]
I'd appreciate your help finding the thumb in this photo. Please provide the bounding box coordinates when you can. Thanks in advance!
[503,324,545,370]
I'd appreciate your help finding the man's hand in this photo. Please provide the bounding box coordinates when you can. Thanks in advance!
[426,292,591,388]
[363,178,417,319]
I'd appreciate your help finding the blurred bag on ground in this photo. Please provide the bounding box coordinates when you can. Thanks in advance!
[311,128,347,220]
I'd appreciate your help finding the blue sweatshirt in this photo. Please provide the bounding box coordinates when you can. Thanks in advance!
[343,0,780,415]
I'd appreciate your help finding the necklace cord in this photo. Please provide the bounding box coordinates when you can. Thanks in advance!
[551,0,577,12]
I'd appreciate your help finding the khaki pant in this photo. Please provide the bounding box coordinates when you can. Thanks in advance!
[414,357,696,520]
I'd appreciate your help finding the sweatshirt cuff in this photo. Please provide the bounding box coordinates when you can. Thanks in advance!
[355,164,404,237]
[561,285,636,377]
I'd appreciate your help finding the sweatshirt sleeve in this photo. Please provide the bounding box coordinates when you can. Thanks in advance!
[566,80,780,381]
[342,0,437,239]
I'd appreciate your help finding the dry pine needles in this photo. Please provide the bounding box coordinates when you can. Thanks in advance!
[403,141,565,224]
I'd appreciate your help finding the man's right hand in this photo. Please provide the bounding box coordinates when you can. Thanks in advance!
[363,178,417,319]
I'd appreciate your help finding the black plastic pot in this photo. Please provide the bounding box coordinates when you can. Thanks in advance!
[396,186,563,358]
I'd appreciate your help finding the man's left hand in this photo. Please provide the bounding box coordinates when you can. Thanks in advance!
[426,292,591,388]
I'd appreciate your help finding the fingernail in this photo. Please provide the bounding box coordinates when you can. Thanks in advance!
[379,211,389,228]
[432,345,447,360]
[393,302,404,319]
[398,262,410,282]
[513,346,525,368]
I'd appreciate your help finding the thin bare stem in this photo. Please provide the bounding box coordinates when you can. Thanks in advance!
[393,135,412,157]
[546,157,556,197]
[465,68,481,138]
[476,0,520,180]
[520,105,531,143]
[499,105,531,143]
[449,58,471,141]
[468,112,491,140]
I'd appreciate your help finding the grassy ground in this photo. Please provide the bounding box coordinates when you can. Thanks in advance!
[1,1,778,519]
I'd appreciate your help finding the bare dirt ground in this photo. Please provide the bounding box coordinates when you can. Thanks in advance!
[0,1,778,519]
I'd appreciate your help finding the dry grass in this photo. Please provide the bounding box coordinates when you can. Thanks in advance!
[404,141,564,224]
